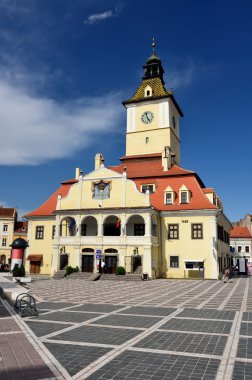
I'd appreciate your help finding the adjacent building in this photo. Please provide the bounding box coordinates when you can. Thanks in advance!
[0,206,27,266]
[24,43,232,279]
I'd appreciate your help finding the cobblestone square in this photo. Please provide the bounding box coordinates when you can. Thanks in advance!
[11,276,252,379]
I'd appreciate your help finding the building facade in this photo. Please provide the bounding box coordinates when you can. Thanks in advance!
[0,206,27,266]
[230,226,252,262]
[24,44,231,279]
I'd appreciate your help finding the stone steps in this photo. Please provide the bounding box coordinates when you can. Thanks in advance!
[99,273,143,281]
[52,270,65,280]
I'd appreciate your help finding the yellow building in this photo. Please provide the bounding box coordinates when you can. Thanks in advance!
[0,207,27,267]
[24,43,231,279]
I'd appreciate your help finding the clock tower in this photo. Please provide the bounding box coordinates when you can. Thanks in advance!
[122,39,183,166]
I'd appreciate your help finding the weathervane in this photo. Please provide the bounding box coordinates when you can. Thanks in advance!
[152,37,156,52]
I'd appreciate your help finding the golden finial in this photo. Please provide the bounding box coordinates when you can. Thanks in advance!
[152,37,156,52]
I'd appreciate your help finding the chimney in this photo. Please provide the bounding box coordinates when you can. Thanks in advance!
[162,146,172,171]
[95,153,104,170]
[75,168,81,179]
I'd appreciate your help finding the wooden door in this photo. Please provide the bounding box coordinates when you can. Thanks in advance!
[105,256,117,273]
[82,255,94,272]
[30,261,40,274]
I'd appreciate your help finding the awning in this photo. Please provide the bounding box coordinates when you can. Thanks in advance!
[26,255,43,262]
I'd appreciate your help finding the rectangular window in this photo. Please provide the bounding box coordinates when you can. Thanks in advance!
[52,225,56,239]
[165,192,173,205]
[185,261,204,270]
[168,224,179,239]
[245,246,250,253]
[238,246,242,253]
[141,184,155,193]
[170,256,179,268]
[3,224,8,232]
[35,226,44,240]
[191,224,203,239]
[134,224,145,236]
[2,238,7,246]
[180,191,188,203]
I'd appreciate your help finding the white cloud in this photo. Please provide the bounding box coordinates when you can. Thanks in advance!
[0,78,123,165]
[85,10,114,24]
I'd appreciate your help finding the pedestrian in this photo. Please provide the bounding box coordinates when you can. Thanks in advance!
[223,267,230,283]
[101,260,105,273]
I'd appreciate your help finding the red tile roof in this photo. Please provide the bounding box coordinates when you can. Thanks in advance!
[230,227,252,238]
[109,155,214,211]
[24,183,73,218]
[0,207,16,217]
[25,156,218,216]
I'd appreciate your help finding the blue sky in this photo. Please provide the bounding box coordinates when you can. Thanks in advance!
[0,0,251,221]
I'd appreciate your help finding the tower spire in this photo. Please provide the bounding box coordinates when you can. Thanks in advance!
[142,38,164,84]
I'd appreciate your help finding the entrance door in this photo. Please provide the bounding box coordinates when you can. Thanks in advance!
[30,261,41,274]
[105,256,117,273]
[82,255,94,272]
[132,255,142,273]
[60,254,68,270]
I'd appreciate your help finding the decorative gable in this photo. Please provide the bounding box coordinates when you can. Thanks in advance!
[164,185,175,205]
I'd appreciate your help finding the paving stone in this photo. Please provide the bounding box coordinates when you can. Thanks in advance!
[0,305,11,317]
[233,361,252,379]
[86,350,220,379]
[237,338,252,359]
[159,318,232,334]
[35,310,101,323]
[92,314,162,328]
[36,301,74,309]
[70,303,124,313]
[134,331,227,355]
[121,306,175,316]
[25,320,72,337]
[44,342,111,377]
[176,308,236,320]
[53,324,142,345]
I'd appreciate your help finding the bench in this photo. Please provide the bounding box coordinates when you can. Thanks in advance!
[14,293,38,317]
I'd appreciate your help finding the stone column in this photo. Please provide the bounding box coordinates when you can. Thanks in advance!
[73,246,81,268]
[51,245,60,275]
[143,246,152,278]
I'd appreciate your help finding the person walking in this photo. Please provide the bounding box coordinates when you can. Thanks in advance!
[223,267,230,283]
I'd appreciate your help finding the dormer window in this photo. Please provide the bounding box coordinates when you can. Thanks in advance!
[144,85,153,97]
[166,193,173,204]
[164,186,175,205]
[141,184,155,193]
[179,185,191,204]
[181,191,188,203]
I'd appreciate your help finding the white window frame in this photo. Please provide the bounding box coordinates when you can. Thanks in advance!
[141,184,155,193]
[2,238,7,247]
[179,186,191,204]
[3,224,8,232]
[184,260,204,270]
[165,192,174,205]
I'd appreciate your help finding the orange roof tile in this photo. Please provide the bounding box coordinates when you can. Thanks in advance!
[110,156,216,211]
[24,183,73,218]
[0,207,16,217]
[230,227,252,238]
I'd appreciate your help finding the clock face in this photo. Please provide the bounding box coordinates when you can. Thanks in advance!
[141,111,154,124]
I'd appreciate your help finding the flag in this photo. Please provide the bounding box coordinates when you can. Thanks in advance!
[68,219,76,231]
[116,218,121,229]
